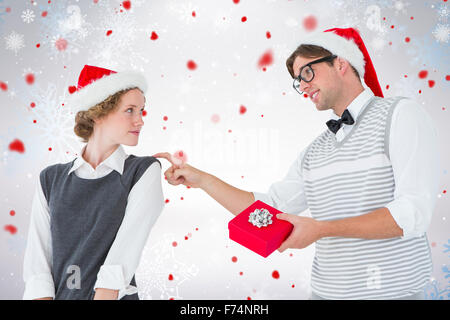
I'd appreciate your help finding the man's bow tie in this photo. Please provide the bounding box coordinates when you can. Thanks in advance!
[326,109,355,134]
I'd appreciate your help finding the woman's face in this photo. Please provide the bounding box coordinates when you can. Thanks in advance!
[94,88,145,147]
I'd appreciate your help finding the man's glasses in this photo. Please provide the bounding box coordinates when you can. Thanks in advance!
[292,55,337,95]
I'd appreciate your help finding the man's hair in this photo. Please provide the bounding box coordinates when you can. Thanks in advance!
[74,87,141,143]
[286,44,360,81]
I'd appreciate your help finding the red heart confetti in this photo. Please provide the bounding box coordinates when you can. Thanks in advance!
[9,139,25,153]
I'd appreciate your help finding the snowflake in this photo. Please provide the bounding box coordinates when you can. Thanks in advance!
[391,0,410,15]
[166,1,197,25]
[135,233,199,300]
[437,3,449,22]
[4,31,25,55]
[88,7,149,70]
[21,9,35,23]
[23,82,82,163]
[424,279,450,300]
[36,2,89,61]
[433,23,449,43]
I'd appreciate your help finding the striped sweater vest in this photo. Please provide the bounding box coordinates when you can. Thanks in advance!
[302,96,432,299]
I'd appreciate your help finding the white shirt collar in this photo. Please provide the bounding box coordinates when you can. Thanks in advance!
[68,144,128,176]
[330,89,374,121]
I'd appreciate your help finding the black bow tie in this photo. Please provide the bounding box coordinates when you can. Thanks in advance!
[326,109,355,134]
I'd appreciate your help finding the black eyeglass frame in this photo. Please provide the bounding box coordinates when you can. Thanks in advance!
[292,55,337,95]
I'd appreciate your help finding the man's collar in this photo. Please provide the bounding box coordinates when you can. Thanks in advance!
[68,144,128,176]
[330,89,374,121]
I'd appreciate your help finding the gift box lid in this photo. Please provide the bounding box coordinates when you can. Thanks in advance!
[228,200,292,241]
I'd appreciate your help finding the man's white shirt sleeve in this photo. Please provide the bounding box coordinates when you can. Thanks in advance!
[385,99,440,238]
[253,148,309,215]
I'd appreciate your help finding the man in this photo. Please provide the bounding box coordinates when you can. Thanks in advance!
[155,28,440,300]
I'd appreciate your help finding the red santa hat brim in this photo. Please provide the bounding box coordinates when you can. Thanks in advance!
[299,31,365,77]
[67,70,148,114]
[298,28,383,98]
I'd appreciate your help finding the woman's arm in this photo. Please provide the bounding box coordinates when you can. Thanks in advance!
[23,177,55,300]
[93,161,165,300]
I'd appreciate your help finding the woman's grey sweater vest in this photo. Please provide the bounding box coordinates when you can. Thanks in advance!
[40,155,160,300]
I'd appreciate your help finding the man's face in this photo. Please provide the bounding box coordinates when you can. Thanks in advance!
[292,55,341,111]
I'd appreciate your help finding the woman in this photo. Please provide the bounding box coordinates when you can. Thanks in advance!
[22,65,165,300]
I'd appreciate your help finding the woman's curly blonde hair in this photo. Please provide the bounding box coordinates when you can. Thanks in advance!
[74,87,140,143]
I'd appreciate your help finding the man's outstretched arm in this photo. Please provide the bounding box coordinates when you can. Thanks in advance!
[153,152,254,216]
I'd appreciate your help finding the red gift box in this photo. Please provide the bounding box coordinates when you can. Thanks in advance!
[228,200,293,258]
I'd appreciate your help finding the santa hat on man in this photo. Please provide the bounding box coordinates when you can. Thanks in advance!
[299,27,383,98]
[67,65,148,113]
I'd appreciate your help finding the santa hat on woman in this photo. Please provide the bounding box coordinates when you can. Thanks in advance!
[299,27,383,98]
[67,65,148,113]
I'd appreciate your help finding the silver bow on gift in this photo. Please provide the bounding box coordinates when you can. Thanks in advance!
[248,208,273,228]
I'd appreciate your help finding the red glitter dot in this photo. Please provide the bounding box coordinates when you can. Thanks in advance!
[30,102,36,108]
[405,37,410,43]
[386,85,390,90]
[239,272,243,276]
[410,16,414,20]
[303,93,308,98]
[180,197,184,200]
[192,11,196,17]
[4,225,17,235]
[172,241,178,247]
[187,60,197,70]
[247,296,251,300]
[6,7,11,13]
[266,31,271,39]
[390,25,394,29]
[165,199,170,203]
[41,11,48,17]
[36,43,40,48]
[33,120,37,123]
[55,38,68,51]
[241,16,247,22]
[184,236,188,240]
[163,116,168,121]
[0,81,8,91]
[168,274,174,281]
[231,256,238,263]
[106,30,113,36]
[428,80,435,88]
[272,270,280,279]
[48,147,52,151]
[258,50,274,70]
[25,73,35,85]
[150,31,158,40]
[445,75,450,81]
[303,15,317,31]
[9,210,15,216]
[211,114,220,123]
[239,105,247,114]
[233,0,240,3]
[142,110,147,116]
[9,139,25,153]
[418,70,428,79]
[292,284,295,288]
[122,1,131,10]
[68,86,77,94]
[443,190,447,194]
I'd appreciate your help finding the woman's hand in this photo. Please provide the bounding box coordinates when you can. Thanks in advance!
[153,152,209,188]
